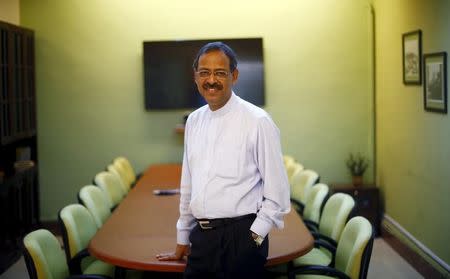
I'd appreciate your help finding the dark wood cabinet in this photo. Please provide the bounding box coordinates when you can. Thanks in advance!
[1,21,36,146]
[331,184,381,236]
[0,20,38,274]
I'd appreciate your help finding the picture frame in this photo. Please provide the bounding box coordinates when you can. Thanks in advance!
[402,30,422,85]
[423,52,447,114]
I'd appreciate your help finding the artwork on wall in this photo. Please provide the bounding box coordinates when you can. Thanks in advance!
[402,30,422,85]
[423,52,447,114]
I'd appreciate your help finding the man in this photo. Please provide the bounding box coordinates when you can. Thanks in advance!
[156,42,290,278]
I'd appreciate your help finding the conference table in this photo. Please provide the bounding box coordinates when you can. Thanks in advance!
[89,164,314,276]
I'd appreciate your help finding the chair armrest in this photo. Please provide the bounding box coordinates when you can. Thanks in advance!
[304,220,319,231]
[68,248,90,275]
[288,265,350,279]
[311,232,338,247]
[312,239,337,266]
[290,199,304,215]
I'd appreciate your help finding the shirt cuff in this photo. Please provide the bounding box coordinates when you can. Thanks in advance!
[250,216,273,238]
[177,230,191,245]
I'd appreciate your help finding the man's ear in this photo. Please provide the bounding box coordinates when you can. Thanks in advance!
[193,70,199,86]
[232,68,239,84]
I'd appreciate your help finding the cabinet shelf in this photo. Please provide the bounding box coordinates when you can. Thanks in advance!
[0,20,38,273]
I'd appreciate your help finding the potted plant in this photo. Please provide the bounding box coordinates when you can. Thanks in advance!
[346,153,369,187]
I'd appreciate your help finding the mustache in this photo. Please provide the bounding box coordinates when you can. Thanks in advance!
[203,82,223,90]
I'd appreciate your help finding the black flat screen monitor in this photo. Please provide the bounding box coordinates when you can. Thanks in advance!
[143,38,265,110]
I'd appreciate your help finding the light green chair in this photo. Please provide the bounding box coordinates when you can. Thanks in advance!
[94,171,126,209]
[288,162,305,186]
[114,156,138,186]
[288,216,374,279]
[283,155,295,167]
[78,185,111,228]
[290,169,320,213]
[23,229,112,279]
[294,193,355,267]
[302,183,329,226]
[58,204,115,277]
[107,164,130,194]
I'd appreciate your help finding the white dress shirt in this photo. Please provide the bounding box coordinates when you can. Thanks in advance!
[176,92,290,245]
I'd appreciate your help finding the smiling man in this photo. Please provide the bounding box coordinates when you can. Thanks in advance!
[156,42,290,279]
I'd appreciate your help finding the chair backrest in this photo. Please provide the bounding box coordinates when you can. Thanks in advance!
[78,185,111,228]
[59,204,98,260]
[94,171,126,208]
[107,164,130,193]
[23,229,69,279]
[335,216,374,279]
[319,193,355,242]
[287,162,304,186]
[114,156,136,185]
[291,169,320,204]
[283,155,295,167]
[302,183,329,224]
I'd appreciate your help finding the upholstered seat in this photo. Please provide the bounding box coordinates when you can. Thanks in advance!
[289,216,374,279]
[290,169,320,213]
[113,156,139,187]
[94,171,126,209]
[294,193,355,268]
[78,185,111,228]
[58,204,115,277]
[107,164,130,194]
[23,229,112,279]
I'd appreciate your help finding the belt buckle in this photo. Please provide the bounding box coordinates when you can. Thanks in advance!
[199,220,213,230]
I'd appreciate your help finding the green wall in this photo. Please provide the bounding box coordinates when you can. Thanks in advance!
[19,0,374,221]
[0,0,19,24]
[374,0,450,265]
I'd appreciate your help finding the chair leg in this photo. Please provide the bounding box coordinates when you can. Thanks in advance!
[115,266,127,279]
[287,261,295,279]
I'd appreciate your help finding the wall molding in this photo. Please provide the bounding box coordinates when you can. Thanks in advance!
[383,214,449,277]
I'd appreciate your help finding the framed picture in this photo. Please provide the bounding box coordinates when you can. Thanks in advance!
[423,52,447,114]
[402,30,422,84]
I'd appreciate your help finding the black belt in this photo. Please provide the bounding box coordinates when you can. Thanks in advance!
[196,213,256,230]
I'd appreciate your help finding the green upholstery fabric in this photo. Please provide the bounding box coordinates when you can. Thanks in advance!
[291,169,319,204]
[23,229,69,279]
[114,156,137,186]
[59,204,115,277]
[294,247,332,266]
[94,171,126,208]
[294,193,355,270]
[288,162,305,186]
[335,217,372,278]
[290,217,373,279]
[302,183,329,224]
[79,185,111,228]
[82,259,114,277]
[283,155,295,167]
[319,193,355,242]
[60,204,98,259]
[107,164,130,194]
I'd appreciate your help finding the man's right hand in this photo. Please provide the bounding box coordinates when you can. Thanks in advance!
[156,244,190,261]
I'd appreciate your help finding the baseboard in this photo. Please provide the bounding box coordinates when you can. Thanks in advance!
[382,214,450,278]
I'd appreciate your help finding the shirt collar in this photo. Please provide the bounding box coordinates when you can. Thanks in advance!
[208,92,238,118]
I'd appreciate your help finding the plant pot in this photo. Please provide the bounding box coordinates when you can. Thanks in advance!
[352,175,363,187]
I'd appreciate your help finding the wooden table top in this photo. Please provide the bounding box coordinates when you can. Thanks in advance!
[88,164,314,272]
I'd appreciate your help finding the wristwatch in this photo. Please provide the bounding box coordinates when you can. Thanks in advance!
[251,232,264,247]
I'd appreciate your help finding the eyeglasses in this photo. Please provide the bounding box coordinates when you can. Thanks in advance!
[196,70,230,79]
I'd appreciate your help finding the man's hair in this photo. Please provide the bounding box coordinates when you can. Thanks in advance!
[192,42,238,72]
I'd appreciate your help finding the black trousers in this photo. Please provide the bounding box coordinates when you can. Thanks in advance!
[184,215,268,279]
